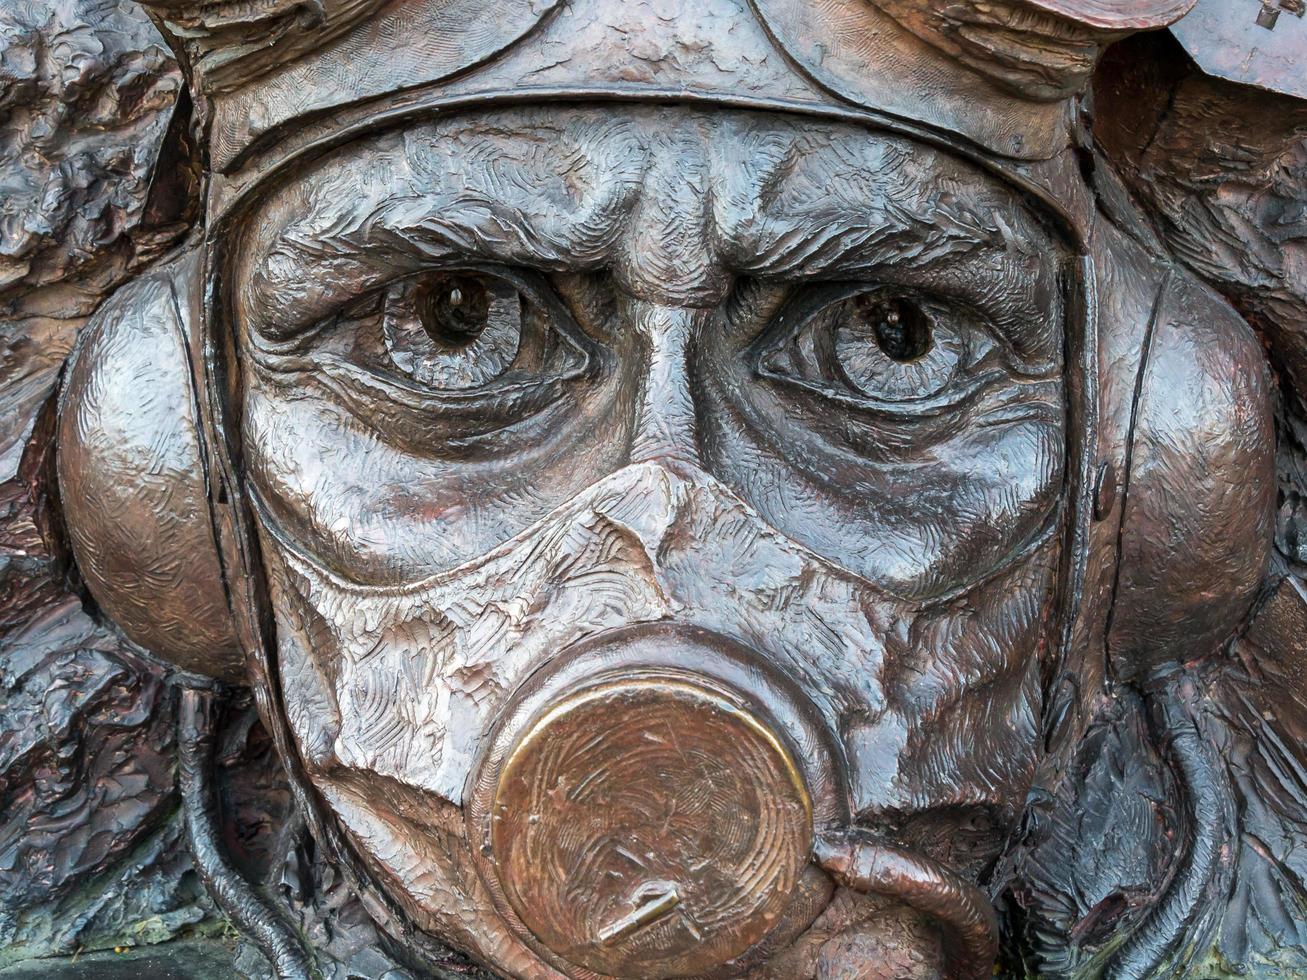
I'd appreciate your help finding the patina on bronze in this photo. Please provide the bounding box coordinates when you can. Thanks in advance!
[4,1,1307,979]
[486,674,811,977]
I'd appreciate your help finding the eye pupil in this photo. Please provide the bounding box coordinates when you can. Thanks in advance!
[417,274,489,350]
[856,294,931,363]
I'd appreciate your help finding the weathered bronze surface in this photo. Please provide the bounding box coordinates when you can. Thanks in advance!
[486,675,811,977]
[2,1,1306,978]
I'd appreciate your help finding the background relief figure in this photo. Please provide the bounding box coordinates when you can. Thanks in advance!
[2,1,1307,978]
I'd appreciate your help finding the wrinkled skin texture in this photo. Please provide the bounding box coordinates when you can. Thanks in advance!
[6,0,1307,978]
[233,109,1064,594]
[231,107,1066,976]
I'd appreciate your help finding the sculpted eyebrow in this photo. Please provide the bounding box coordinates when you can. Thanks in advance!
[241,136,1045,340]
[706,128,1021,281]
[241,193,623,338]
[721,190,1009,282]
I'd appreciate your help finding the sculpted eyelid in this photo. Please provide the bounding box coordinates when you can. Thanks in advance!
[241,187,1053,347]
[242,202,613,338]
[241,232,468,339]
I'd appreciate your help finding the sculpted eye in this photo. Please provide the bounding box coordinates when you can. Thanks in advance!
[243,265,595,448]
[832,293,962,401]
[846,293,932,365]
[383,272,525,390]
[305,267,589,400]
[762,287,970,405]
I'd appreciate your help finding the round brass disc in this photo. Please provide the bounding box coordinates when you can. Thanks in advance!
[490,679,813,979]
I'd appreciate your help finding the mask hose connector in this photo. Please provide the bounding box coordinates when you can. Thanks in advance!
[814,829,999,980]
[178,687,315,980]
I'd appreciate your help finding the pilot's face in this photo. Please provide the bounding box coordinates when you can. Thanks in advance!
[231,105,1066,977]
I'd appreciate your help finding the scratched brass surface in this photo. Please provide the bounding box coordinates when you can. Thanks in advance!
[490,679,811,978]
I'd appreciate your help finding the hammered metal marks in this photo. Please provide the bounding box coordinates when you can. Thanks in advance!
[484,677,812,978]
[56,251,243,679]
[14,0,1307,975]
[1171,0,1307,99]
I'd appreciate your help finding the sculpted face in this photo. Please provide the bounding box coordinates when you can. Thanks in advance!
[33,0,1302,976]
[229,105,1067,977]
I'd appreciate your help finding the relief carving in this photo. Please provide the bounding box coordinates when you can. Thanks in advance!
[3,1,1306,978]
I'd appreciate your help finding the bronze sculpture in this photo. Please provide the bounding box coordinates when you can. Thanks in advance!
[2,0,1306,977]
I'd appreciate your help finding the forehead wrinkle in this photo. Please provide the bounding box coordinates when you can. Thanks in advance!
[241,118,647,333]
[240,109,1051,337]
[396,114,648,267]
[614,121,726,306]
[714,130,1007,281]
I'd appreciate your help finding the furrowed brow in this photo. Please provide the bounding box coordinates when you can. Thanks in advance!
[710,130,1026,281]
[730,208,999,281]
[239,190,630,338]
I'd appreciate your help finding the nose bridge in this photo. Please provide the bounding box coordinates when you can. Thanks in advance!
[615,123,731,307]
[626,299,708,467]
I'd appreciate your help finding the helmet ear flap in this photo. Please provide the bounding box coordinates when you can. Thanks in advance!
[57,248,244,681]
[1108,273,1276,680]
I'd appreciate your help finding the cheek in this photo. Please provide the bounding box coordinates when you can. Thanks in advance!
[238,370,635,583]
[241,383,473,575]
[698,371,1066,598]
[843,543,1056,834]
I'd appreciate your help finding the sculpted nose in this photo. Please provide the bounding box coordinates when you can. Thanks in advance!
[625,300,708,466]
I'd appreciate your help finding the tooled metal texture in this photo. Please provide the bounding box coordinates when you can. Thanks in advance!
[485,676,814,978]
[253,454,1056,975]
[137,51,1280,980]
[995,19,1307,979]
[0,0,220,968]
[1171,0,1307,100]
[57,249,244,680]
[864,0,1195,103]
[7,0,1307,979]
[213,101,1080,979]
[118,0,1198,185]
[1026,0,1196,27]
